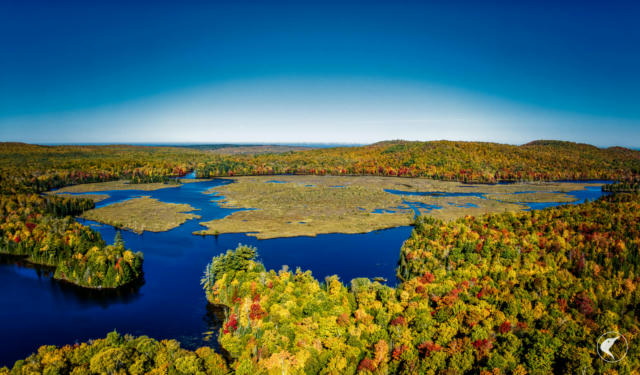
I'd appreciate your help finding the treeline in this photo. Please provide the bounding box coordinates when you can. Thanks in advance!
[603,178,640,193]
[4,141,639,192]
[0,194,143,288]
[0,143,206,194]
[0,331,228,375]
[199,194,640,374]
[195,140,640,183]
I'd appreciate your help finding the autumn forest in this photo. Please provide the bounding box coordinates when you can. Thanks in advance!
[1,141,640,374]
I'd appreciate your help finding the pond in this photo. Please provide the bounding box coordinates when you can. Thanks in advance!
[0,178,609,366]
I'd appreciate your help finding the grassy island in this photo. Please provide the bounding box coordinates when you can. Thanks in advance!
[198,176,414,239]
[46,192,110,203]
[197,176,600,239]
[82,196,200,233]
[484,191,577,203]
[52,179,182,194]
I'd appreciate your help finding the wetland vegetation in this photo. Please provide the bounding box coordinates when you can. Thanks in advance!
[198,175,603,238]
[82,196,201,233]
[52,180,182,194]
[483,192,577,203]
[199,176,413,239]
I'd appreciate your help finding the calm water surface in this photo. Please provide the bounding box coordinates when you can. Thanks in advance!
[0,179,608,366]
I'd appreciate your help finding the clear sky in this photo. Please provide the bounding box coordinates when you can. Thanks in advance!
[1,0,639,146]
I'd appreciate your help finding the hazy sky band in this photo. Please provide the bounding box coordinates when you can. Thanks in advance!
[1,0,639,145]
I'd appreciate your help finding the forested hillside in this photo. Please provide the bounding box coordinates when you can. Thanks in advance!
[196,140,640,183]
[3,141,639,194]
[0,143,205,194]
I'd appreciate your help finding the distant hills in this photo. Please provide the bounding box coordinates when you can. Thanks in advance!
[195,140,640,182]
[2,140,639,184]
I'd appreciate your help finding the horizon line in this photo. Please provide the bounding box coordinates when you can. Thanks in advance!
[3,139,639,150]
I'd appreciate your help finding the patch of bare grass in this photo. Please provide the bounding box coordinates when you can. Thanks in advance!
[82,196,199,233]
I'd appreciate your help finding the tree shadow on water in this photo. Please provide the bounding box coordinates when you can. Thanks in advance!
[0,254,145,308]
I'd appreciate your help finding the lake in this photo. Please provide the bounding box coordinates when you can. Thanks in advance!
[0,178,608,366]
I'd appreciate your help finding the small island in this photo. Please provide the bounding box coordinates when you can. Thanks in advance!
[82,196,200,233]
[52,179,183,193]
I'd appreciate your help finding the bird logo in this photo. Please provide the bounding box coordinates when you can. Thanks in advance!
[596,331,628,363]
[600,335,619,360]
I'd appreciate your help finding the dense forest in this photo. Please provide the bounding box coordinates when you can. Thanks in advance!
[0,194,143,288]
[603,178,640,193]
[0,143,205,194]
[195,140,640,183]
[0,331,228,375]
[198,194,640,374]
[3,141,639,194]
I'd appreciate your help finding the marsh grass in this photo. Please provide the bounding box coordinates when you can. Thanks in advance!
[197,176,413,239]
[46,192,110,203]
[82,196,200,233]
[484,192,577,203]
[54,180,181,193]
[196,176,599,239]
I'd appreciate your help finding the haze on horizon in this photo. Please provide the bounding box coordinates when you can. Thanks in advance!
[1,0,639,147]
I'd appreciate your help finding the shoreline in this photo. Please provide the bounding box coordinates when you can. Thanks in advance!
[0,251,144,291]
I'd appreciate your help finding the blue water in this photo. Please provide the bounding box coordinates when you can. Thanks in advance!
[0,179,411,366]
[525,185,610,210]
[385,189,485,198]
[386,183,611,212]
[372,208,396,214]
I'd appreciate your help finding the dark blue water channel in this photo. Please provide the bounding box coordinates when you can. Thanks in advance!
[0,179,610,366]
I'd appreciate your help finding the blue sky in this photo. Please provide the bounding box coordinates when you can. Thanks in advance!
[1,0,639,146]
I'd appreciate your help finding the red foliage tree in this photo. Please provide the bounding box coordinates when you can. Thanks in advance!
[420,272,435,284]
[357,357,376,372]
[498,321,511,334]
[223,313,238,334]
[417,341,442,357]
[249,302,266,320]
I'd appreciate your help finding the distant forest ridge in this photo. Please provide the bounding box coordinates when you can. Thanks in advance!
[194,139,640,183]
[1,140,639,191]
